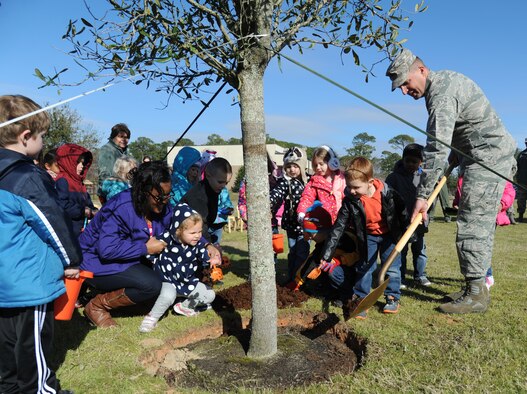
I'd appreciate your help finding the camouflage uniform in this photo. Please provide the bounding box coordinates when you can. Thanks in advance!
[516,145,527,218]
[417,70,515,278]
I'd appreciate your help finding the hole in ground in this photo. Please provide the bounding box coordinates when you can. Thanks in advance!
[139,311,367,391]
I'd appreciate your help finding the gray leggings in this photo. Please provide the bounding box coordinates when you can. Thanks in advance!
[149,282,215,319]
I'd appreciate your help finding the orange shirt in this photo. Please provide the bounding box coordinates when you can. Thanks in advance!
[360,179,388,235]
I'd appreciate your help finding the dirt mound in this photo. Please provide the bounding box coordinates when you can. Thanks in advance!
[140,312,366,391]
[213,281,310,310]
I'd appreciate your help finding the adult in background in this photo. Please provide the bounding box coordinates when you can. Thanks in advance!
[97,123,132,204]
[386,48,515,314]
[515,138,527,222]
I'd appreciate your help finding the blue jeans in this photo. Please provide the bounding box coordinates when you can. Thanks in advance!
[208,226,224,244]
[353,233,401,300]
[328,265,355,300]
[400,234,427,280]
[287,231,310,281]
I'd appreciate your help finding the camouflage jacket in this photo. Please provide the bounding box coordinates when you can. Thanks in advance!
[418,70,515,198]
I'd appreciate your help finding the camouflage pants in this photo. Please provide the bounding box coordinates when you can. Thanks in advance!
[456,159,513,278]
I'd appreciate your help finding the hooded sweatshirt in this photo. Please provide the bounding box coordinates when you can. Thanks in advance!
[55,144,97,234]
[170,146,201,205]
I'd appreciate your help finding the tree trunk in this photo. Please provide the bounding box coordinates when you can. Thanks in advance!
[239,66,277,359]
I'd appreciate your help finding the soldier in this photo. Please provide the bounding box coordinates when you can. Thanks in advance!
[516,138,527,222]
[386,49,515,314]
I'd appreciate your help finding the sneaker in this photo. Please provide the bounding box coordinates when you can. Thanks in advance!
[139,314,158,333]
[485,275,495,290]
[416,276,432,287]
[173,302,198,317]
[354,309,368,320]
[383,296,400,314]
[400,283,408,290]
[330,299,343,308]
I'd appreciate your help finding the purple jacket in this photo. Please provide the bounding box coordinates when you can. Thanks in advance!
[79,189,172,276]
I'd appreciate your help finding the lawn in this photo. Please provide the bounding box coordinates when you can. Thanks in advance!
[53,220,527,393]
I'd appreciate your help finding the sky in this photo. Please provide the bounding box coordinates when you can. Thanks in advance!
[1,1,526,157]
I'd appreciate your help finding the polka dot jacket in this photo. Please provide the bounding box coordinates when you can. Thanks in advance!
[153,203,208,296]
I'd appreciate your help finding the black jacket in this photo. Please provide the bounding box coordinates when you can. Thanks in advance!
[269,175,305,235]
[180,178,220,242]
[321,181,408,262]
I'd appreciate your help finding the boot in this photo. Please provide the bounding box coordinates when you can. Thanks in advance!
[439,278,489,314]
[84,289,135,328]
[444,286,466,302]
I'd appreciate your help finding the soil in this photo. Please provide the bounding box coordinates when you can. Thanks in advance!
[140,312,367,392]
[213,281,311,311]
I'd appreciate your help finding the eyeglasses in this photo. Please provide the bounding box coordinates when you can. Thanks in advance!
[148,190,174,204]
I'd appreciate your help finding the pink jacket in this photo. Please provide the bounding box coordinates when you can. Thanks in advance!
[297,172,346,224]
[454,177,515,226]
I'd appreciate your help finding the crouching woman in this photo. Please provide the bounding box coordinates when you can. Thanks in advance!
[79,161,172,328]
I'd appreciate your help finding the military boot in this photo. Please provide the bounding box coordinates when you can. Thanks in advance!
[439,278,489,314]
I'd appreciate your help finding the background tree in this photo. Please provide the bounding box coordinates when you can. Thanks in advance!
[176,137,195,146]
[378,150,401,177]
[388,133,415,153]
[232,165,245,193]
[128,136,157,161]
[40,0,425,358]
[206,133,228,145]
[46,104,101,152]
[346,132,377,159]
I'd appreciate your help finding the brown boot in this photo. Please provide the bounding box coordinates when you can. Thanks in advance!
[84,289,135,328]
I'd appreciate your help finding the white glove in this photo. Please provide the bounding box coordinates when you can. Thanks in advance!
[297,212,306,224]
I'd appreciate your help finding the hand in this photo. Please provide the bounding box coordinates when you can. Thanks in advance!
[319,258,340,273]
[146,237,167,255]
[297,212,305,224]
[64,267,80,279]
[411,198,429,223]
[207,244,222,266]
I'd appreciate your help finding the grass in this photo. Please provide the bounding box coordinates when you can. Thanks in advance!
[53,220,527,393]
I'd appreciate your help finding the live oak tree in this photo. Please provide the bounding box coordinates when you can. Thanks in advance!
[39,0,425,359]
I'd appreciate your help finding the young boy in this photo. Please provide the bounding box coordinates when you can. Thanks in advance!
[0,95,82,393]
[320,157,408,319]
[269,147,309,281]
[385,143,431,287]
[180,157,233,244]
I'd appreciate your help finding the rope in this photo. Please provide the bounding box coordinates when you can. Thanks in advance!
[162,81,228,161]
[273,51,524,191]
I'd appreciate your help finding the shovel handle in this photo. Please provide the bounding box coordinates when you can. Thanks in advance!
[378,163,455,282]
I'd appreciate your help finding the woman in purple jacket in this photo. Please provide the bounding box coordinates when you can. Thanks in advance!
[80,161,173,328]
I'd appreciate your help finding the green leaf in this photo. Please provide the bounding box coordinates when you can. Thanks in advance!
[352,49,360,66]
[80,18,93,27]
[34,68,45,81]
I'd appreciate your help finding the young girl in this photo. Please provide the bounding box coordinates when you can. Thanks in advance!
[55,143,98,234]
[42,148,60,179]
[139,203,216,332]
[297,145,346,225]
[269,147,309,281]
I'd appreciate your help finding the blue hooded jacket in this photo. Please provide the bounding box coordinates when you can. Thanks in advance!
[170,146,201,205]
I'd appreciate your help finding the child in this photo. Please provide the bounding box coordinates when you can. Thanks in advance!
[170,146,201,205]
[0,94,82,393]
[385,143,431,287]
[269,147,310,281]
[297,145,346,225]
[180,157,233,244]
[320,157,408,319]
[139,204,215,332]
[55,143,98,234]
[42,148,60,179]
[100,155,138,201]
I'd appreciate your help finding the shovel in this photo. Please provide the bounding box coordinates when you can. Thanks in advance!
[345,164,455,319]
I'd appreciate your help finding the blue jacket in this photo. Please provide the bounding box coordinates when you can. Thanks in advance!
[79,189,172,276]
[0,149,82,307]
[170,146,201,205]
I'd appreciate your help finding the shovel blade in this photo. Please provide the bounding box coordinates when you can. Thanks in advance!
[345,278,390,320]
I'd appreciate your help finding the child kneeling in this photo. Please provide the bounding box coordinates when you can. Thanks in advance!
[140,204,215,332]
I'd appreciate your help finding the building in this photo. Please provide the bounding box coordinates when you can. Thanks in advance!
[166,144,288,188]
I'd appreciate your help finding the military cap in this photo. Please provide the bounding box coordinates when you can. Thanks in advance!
[386,48,417,91]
